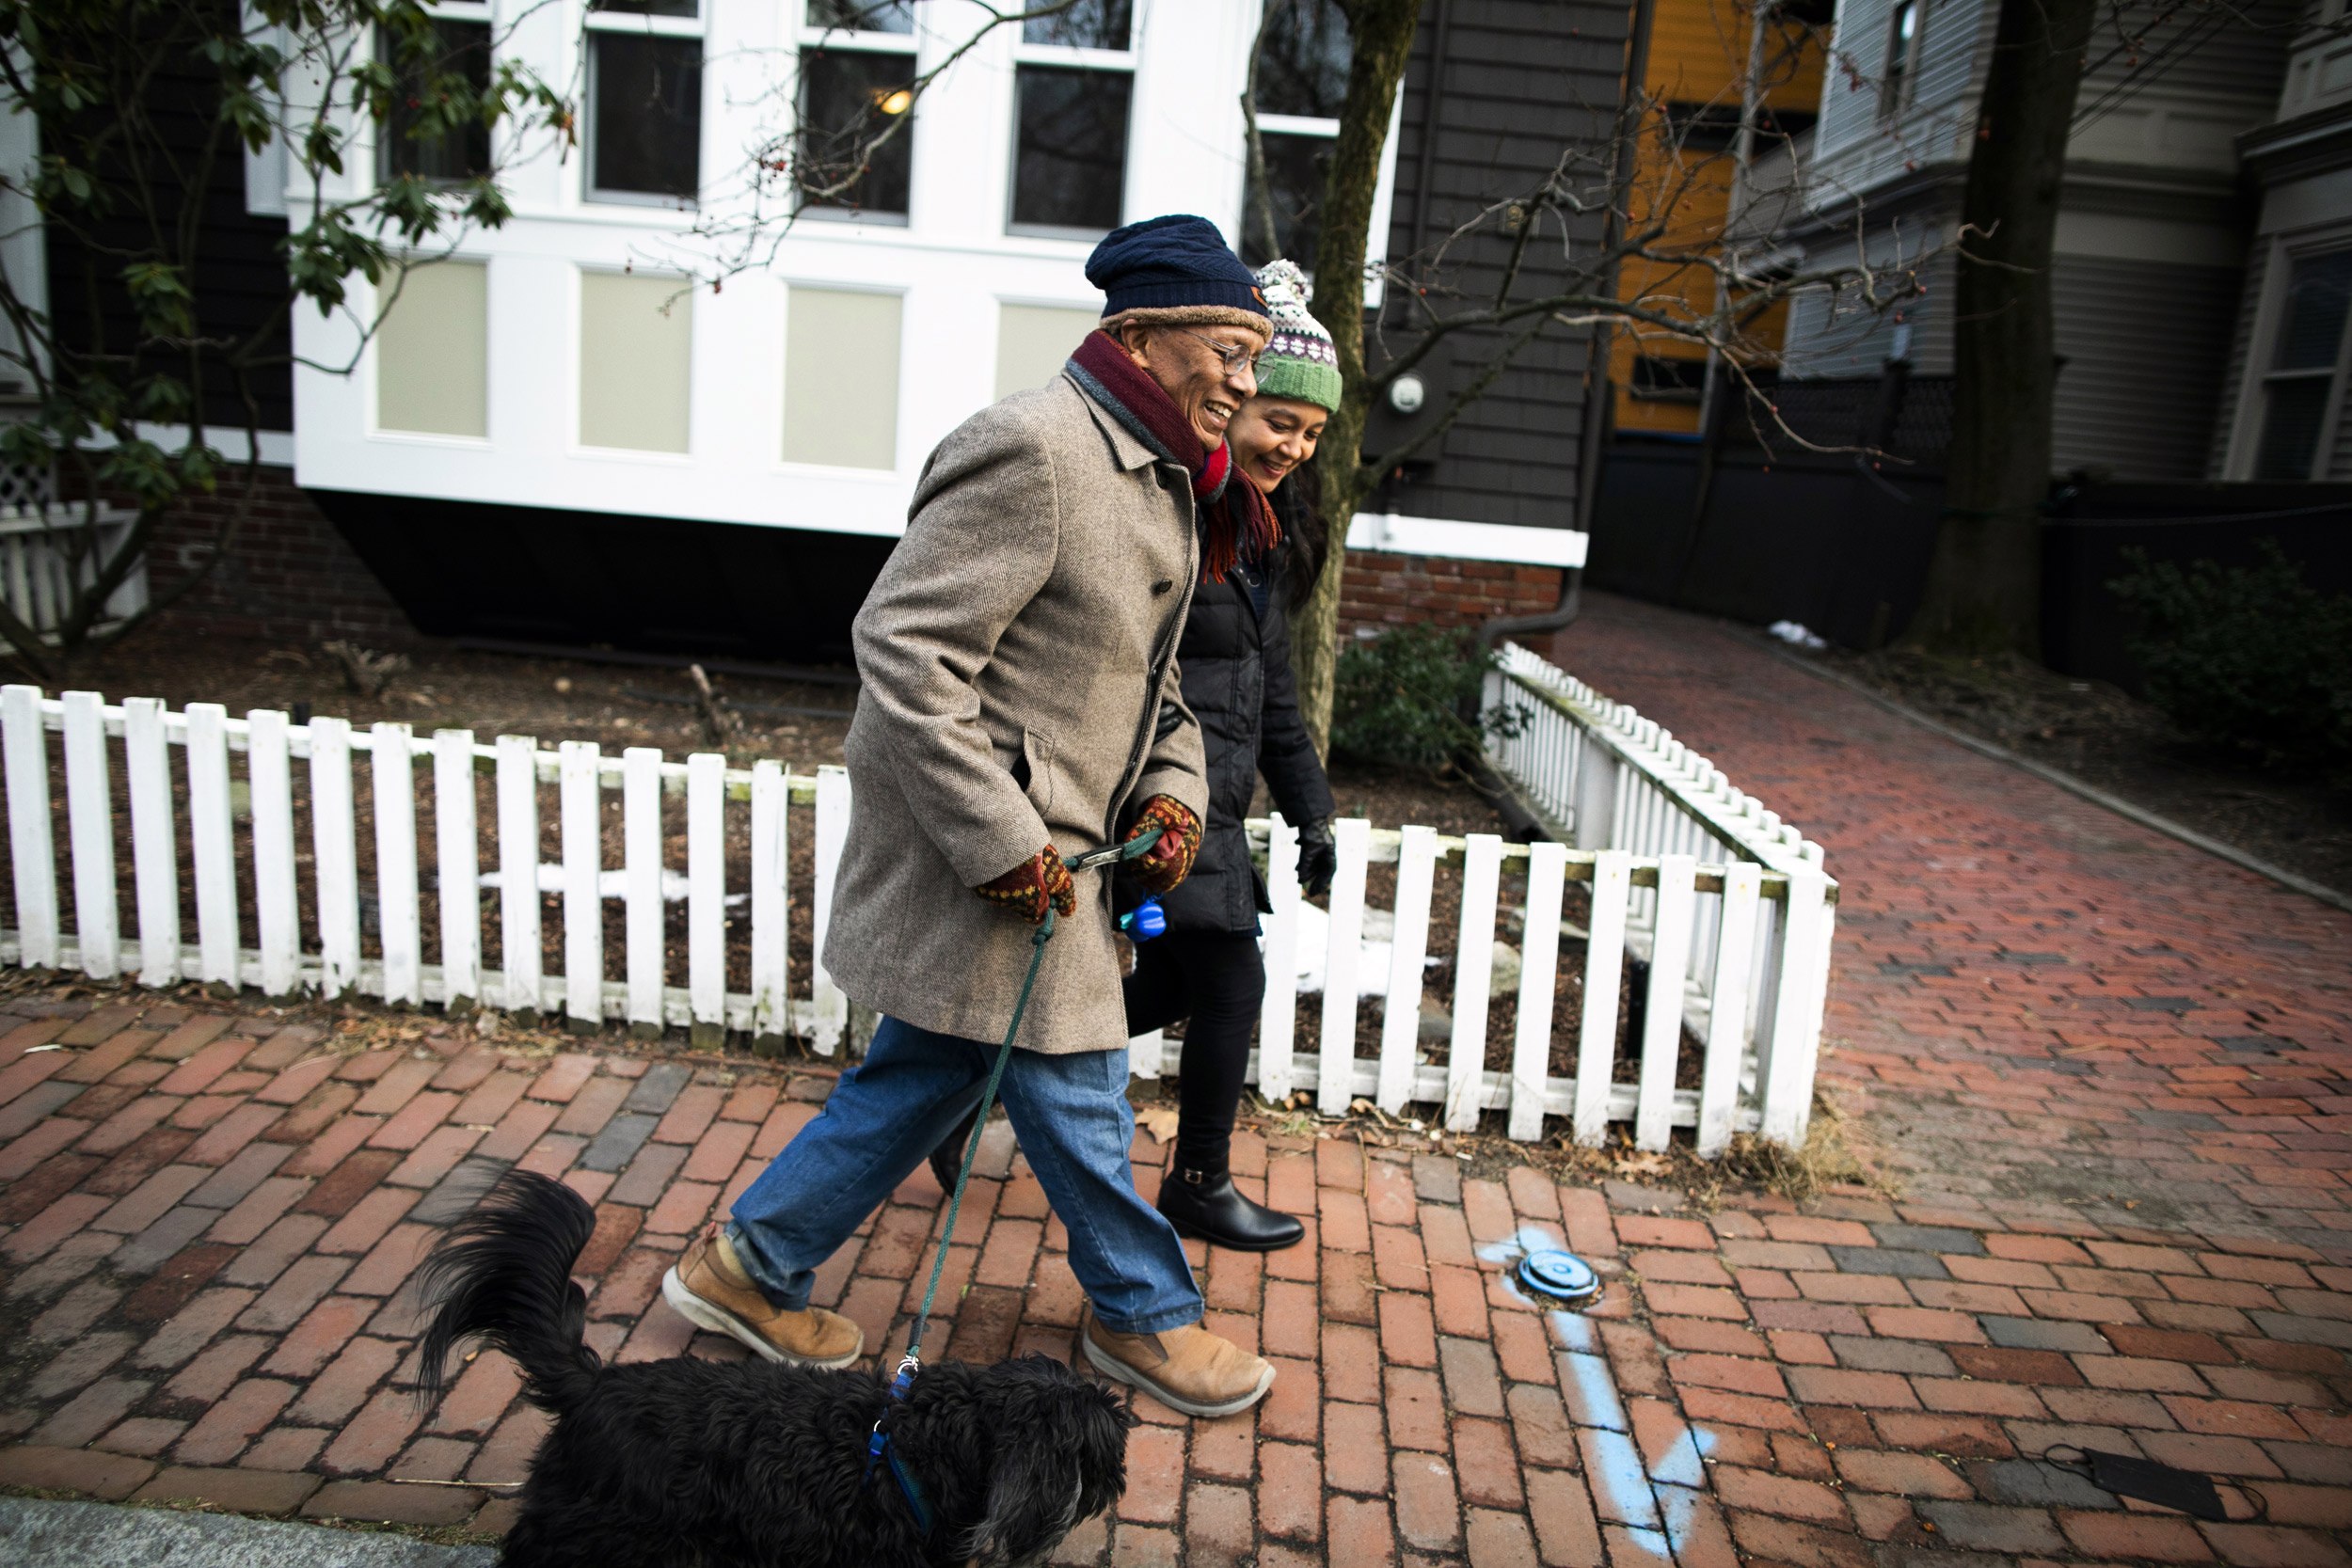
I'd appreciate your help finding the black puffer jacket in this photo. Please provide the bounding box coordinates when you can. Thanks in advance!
[1124,488,1335,934]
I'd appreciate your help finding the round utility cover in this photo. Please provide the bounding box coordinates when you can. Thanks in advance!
[1518,1250,1599,1306]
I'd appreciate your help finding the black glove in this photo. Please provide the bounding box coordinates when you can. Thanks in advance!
[1295,816,1337,898]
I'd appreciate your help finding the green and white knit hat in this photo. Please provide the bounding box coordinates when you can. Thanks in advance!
[1250,260,1342,413]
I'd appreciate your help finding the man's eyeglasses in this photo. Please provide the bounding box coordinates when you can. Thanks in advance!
[1168,326,1263,375]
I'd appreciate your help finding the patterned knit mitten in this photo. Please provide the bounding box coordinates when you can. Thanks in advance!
[976,845,1077,926]
[1125,796,1201,895]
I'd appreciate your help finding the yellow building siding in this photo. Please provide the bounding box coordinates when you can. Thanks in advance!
[1613,0,1823,434]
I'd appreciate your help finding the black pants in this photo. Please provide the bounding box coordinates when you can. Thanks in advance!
[1123,929,1266,1174]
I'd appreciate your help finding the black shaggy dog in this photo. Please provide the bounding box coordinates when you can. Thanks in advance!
[416,1168,1136,1567]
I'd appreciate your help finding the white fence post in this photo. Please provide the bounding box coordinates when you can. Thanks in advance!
[810,764,850,1053]
[1634,853,1696,1152]
[123,697,179,988]
[247,708,298,997]
[184,703,239,988]
[1574,848,1632,1147]
[310,717,360,999]
[559,740,602,1029]
[60,691,118,979]
[1376,824,1436,1117]
[748,760,789,1049]
[436,730,482,1007]
[373,722,421,1007]
[623,747,664,1036]
[1697,863,1761,1157]
[1760,865,1830,1143]
[1509,840,1566,1142]
[1,685,57,970]
[496,735,542,1016]
[1256,814,1299,1105]
[687,751,725,1048]
[1317,817,1370,1116]
[1444,833,1502,1132]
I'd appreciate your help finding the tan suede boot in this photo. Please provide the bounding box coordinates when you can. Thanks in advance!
[1080,1307,1275,1418]
[661,1225,863,1369]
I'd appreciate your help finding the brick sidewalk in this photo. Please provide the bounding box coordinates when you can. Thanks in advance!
[1549,595,2352,1259]
[0,993,2346,1566]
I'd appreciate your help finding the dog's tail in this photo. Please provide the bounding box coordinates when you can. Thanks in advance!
[416,1168,602,1415]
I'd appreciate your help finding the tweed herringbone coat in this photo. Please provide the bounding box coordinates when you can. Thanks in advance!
[820,371,1211,1056]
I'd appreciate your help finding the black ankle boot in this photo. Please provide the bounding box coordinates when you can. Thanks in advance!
[928,1108,978,1196]
[1156,1165,1305,1251]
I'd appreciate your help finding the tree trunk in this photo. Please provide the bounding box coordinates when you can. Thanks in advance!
[1903,0,2096,657]
[1295,0,1423,755]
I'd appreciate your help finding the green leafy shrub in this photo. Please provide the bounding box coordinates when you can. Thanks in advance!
[2107,542,2352,771]
[1331,623,1527,769]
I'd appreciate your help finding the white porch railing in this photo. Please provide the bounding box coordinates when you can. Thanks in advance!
[1477,642,1837,1146]
[0,507,151,650]
[0,658,1831,1154]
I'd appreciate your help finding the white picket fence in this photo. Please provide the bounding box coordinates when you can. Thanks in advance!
[1477,642,1838,1146]
[0,644,1833,1152]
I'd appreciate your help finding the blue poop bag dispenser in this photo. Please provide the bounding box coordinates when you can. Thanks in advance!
[1119,898,1167,942]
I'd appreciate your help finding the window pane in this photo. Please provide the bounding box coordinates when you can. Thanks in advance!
[592,0,698,17]
[1255,0,1349,119]
[1240,129,1331,270]
[798,49,914,215]
[377,260,487,436]
[1012,66,1130,235]
[2272,251,2352,371]
[580,271,692,451]
[804,0,913,31]
[995,303,1099,401]
[2253,378,2330,482]
[784,288,900,468]
[379,19,492,184]
[590,33,702,199]
[1024,0,1131,49]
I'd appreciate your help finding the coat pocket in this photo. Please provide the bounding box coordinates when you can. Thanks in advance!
[1020,727,1055,815]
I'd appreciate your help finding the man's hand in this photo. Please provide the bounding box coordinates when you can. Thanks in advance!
[977,846,1077,925]
[1126,796,1201,895]
[1295,816,1337,898]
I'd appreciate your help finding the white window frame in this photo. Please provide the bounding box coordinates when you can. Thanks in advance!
[791,5,921,226]
[1006,11,1138,242]
[582,0,707,209]
[1240,102,1404,310]
[373,0,495,193]
[2228,228,2352,482]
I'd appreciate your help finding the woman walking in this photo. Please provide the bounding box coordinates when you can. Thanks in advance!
[930,259,1343,1252]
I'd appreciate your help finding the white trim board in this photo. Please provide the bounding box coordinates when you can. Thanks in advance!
[1346,513,1589,569]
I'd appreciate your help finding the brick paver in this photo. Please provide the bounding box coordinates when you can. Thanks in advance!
[1549,595,2352,1258]
[0,990,2344,1563]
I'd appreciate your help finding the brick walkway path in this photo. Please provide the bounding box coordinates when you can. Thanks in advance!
[0,994,2345,1565]
[0,594,2344,1565]
[1549,595,2352,1259]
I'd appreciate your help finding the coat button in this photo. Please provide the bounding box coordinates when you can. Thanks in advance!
[1152,579,1173,595]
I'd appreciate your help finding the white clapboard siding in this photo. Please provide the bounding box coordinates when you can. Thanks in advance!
[0,657,1832,1156]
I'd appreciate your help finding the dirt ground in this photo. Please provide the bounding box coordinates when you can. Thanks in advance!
[1812,643,2352,895]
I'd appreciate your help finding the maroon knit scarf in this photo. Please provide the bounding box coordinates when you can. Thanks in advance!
[1068,330,1278,584]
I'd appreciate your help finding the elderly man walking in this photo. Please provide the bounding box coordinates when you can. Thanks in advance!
[662,214,1279,1418]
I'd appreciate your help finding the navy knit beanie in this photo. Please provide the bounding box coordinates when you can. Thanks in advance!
[1088,214,1272,342]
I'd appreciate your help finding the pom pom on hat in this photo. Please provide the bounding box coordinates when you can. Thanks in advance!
[1249,260,1343,413]
[1088,214,1272,340]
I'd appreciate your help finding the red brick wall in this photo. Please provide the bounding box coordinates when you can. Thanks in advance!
[1337,550,1565,639]
[144,466,419,648]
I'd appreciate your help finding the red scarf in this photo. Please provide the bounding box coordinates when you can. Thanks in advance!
[1067,330,1279,584]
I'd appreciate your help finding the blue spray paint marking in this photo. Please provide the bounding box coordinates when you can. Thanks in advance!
[1549,1307,1600,1354]
[1557,1353,1628,1431]
[1615,1526,1675,1566]
[1656,1481,1711,1558]
[1647,1415,1714,1488]
[1583,1428,1662,1528]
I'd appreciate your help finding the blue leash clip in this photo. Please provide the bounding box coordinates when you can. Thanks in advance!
[1119,896,1166,942]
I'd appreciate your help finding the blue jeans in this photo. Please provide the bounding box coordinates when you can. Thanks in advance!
[724,1016,1203,1336]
